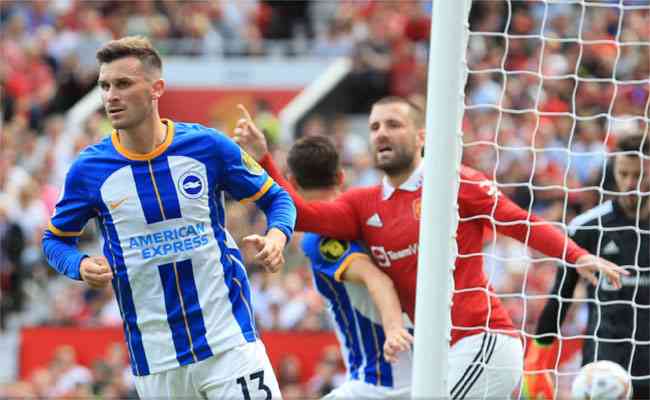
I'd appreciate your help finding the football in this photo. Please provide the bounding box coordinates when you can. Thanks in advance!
[571,361,632,400]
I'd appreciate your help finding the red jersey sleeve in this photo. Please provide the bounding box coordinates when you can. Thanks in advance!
[458,166,588,264]
[259,153,362,240]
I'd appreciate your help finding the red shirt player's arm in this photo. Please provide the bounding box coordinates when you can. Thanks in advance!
[259,153,362,240]
[458,168,588,264]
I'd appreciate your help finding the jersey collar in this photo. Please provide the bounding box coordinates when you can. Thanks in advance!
[112,119,174,161]
[381,164,423,200]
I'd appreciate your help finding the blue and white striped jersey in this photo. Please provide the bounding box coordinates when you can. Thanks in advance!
[301,233,412,389]
[43,120,296,376]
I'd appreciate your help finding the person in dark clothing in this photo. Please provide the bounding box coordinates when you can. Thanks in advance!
[523,133,650,399]
[0,219,26,329]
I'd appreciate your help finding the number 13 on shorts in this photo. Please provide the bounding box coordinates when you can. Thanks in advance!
[236,370,273,400]
[202,341,282,399]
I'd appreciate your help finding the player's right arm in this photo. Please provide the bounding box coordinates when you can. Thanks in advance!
[234,105,362,240]
[42,160,112,288]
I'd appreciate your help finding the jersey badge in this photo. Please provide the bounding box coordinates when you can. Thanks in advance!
[413,198,421,220]
[479,179,501,197]
[178,171,206,199]
[241,150,264,175]
[319,238,350,263]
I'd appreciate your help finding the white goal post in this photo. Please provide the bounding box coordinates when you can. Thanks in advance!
[413,0,470,397]
[415,0,649,398]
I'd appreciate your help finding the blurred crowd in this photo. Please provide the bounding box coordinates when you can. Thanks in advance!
[1,0,648,398]
[6,344,136,398]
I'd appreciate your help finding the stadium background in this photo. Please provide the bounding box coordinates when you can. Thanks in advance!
[0,0,647,398]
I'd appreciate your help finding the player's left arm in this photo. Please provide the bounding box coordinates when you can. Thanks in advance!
[460,170,626,288]
[215,132,296,272]
[340,256,413,363]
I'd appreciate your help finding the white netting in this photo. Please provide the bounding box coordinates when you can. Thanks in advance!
[461,1,649,397]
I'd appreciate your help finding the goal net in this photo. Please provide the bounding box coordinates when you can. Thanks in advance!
[460,1,649,398]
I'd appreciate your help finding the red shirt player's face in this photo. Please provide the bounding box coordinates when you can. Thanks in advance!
[368,102,424,176]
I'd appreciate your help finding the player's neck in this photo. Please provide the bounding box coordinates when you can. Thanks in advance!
[618,198,650,221]
[117,114,167,155]
[638,201,650,221]
[301,187,340,202]
[386,160,421,189]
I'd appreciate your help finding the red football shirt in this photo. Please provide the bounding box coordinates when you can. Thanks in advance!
[261,155,588,345]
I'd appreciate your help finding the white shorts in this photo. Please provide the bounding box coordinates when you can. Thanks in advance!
[323,379,410,399]
[448,332,523,400]
[134,340,282,399]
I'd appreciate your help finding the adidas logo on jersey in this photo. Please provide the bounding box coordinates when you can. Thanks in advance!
[602,241,620,255]
[366,213,383,228]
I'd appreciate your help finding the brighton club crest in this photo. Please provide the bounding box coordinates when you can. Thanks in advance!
[179,171,206,199]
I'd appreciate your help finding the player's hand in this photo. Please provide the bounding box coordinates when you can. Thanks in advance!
[575,254,628,289]
[243,228,287,273]
[233,104,268,162]
[522,340,556,400]
[383,326,413,363]
[80,256,113,289]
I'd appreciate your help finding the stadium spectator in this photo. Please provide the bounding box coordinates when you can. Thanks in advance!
[311,17,355,59]
[345,10,393,112]
[276,353,306,398]
[48,345,93,397]
[0,204,26,329]
[261,0,314,55]
[305,345,347,398]
[300,114,327,138]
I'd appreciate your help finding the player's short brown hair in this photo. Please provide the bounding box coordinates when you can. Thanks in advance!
[372,96,425,129]
[287,135,340,190]
[96,36,162,73]
[616,132,649,156]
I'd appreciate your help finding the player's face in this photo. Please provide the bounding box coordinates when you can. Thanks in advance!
[98,57,161,130]
[613,154,650,214]
[369,102,423,176]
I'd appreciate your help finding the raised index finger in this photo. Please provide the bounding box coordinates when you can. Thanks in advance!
[237,104,253,123]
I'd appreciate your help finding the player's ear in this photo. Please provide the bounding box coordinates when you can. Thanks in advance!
[287,174,300,190]
[151,78,165,101]
[417,128,426,148]
[336,169,345,188]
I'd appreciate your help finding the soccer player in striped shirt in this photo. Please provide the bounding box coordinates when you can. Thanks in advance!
[42,36,295,399]
[236,96,627,399]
